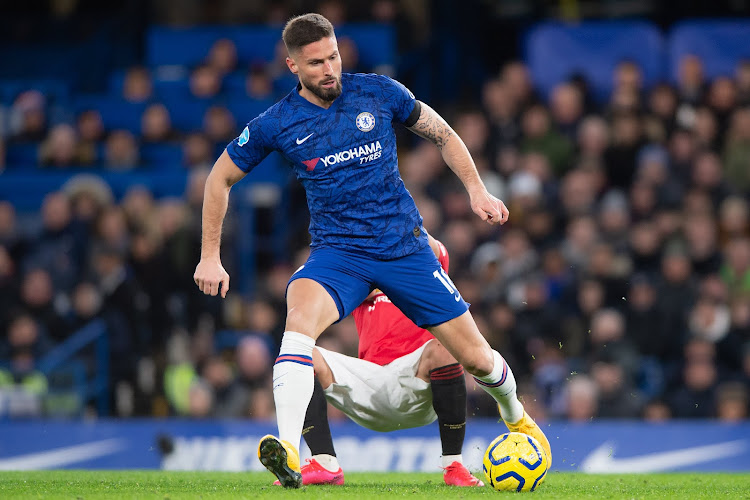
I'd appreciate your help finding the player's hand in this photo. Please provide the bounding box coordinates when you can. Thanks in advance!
[193,258,230,298]
[469,188,509,225]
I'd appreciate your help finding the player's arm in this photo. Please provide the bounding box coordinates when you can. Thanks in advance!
[193,150,247,297]
[407,101,509,225]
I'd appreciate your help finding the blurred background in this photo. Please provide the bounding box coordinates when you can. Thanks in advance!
[0,0,748,440]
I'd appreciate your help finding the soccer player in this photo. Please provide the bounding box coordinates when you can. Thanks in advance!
[193,13,551,488]
[288,236,483,486]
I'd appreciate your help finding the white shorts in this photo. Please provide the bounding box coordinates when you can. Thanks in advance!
[316,340,436,432]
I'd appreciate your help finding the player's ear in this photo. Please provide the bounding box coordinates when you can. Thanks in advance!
[286,56,298,75]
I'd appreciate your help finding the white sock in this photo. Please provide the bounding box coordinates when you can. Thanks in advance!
[273,331,315,452]
[473,350,524,424]
[312,454,340,472]
[442,454,462,468]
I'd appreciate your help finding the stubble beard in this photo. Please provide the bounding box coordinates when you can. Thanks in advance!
[303,75,342,102]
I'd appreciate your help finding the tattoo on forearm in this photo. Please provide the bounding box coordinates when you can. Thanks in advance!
[409,103,455,150]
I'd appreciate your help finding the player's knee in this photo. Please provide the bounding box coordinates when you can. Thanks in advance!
[422,340,458,371]
[285,306,323,336]
[461,348,494,377]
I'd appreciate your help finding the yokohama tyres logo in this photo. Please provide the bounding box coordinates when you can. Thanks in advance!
[303,141,382,171]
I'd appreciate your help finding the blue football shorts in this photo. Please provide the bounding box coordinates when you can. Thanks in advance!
[287,244,469,328]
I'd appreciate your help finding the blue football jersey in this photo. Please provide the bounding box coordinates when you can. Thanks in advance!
[226,73,428,259]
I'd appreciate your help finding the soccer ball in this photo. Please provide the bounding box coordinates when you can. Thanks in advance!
[482,432,549,492]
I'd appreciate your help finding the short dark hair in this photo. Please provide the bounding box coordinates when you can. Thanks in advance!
[282,13,335,54]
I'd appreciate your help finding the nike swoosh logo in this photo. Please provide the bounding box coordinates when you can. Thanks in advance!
[0,439,127,470]
[296,133,314,145]
[581,439,747,473]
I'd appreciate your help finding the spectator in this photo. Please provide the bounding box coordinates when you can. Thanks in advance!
[8,90,47,143]
[668,340,718,418]
[625,273,668,359]
[648,83,678,134]
[0,201,21,255]
[187,380,214,418]
[0,314,50,417]
[104,130,139,169]
[0,245,16,331]
[182,132,213,169]
[642,399,671,421]
[736,60,750,105]
[564,375,599,422]
[707,76,736,138]
[62,174,115,227]
[94,206,130,254]
[501,61,536,111]
[66,281,103,335]
[576,115,609,166]
[692,106,719,150]
[604,111,646,189]
[39,124,92,168]
[483,79,519,150]
[520,104,573,177]
[723,107,750,193]
[676,55,706,106]
[657,242,697,355]
[202,106,236,144]
[90,243,149,396]
[25,192,85,292]
[590,356,644,418]
[76,110,105,144]
[337,36,364,73]
[684,213,722,276]
[613,60,643,95]
[189,64,222,99]
[205,38,238,76]
[122,66,153,103]
[550,82,584,141]
[246,65,273,100]
[715,382,748,422]
[141,103,178,143]
[75,110,104,163]
[720,236,750,296]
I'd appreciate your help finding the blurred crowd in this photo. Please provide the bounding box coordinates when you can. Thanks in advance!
[1,14,749,423]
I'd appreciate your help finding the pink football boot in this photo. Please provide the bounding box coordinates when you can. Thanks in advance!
[273,458,344,486]
[443,461,485,487]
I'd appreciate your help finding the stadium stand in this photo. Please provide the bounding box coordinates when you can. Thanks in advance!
[0,16,748,428]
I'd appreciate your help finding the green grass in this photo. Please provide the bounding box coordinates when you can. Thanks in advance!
[0,471,748,499]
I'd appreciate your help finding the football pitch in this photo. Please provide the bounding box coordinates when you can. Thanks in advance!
[1,471,749,499]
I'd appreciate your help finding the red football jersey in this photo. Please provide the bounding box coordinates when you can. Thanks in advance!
[353,241,450,366]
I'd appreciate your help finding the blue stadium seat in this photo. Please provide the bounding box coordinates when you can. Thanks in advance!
[228,97,273,127]
[0,170,189,211]
[152,78,191,99]
[232,28,282,64]
[668,20,750,82]
[5,144,39,168]
[336,24,395,69]
[0,79,70,106]
[223,72,247,95]
[524,21,665,102]
[147,27,231,68]
[74,96,147,134]
[145,25,394,70]
[160,96,214,132]
[140,143,183,168]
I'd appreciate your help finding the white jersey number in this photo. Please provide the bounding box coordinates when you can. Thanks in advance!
[433,269,461,302]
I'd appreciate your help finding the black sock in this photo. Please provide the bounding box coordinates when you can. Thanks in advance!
[429,363,467,456]
[301,376,336,457]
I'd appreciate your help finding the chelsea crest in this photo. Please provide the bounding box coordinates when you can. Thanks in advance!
[356,112,375,132]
